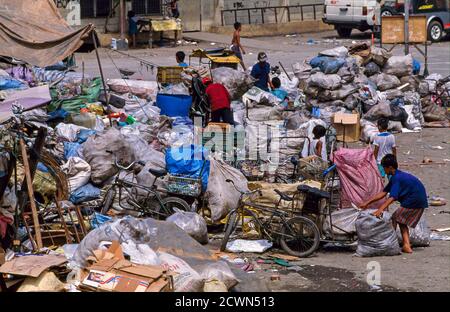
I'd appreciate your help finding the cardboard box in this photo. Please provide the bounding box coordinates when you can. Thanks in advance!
[81,241,173,293]
[333,112,361,143]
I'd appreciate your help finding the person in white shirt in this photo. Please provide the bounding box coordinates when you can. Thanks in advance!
[307,125,328,162]
[373,117,397,177]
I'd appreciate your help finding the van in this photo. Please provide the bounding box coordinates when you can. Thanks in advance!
[323,0,382,37]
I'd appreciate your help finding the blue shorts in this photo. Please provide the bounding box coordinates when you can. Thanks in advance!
[231,45,243,61]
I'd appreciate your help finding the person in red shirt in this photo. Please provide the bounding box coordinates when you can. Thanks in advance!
[203,78,234,125]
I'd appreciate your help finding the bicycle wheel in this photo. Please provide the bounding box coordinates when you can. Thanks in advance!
[100,187,116,215]
[220,210,239,252]
[160,196,191,218]
[280,216,320,258]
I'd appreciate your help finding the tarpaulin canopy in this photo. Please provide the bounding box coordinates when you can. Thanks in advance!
[0,0,95,67]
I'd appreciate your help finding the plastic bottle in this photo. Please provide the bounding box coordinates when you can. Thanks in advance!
[68,112,97,129]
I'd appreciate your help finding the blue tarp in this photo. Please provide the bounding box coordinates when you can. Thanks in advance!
[69,183,100,204]
[166,144,210,191]
[76,129,96,144]
[0,77,26,90]
[413,59,421,75]
[64,142,83,160]
[309,56,346,74]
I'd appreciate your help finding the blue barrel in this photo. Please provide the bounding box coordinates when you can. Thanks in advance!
[156,94,192,117]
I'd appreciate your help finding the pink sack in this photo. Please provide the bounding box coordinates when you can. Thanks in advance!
[331,147,384,209]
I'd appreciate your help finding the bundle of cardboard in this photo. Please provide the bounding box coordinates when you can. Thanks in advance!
[79,241,173,292]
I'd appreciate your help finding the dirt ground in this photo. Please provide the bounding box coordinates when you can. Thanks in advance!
[76,30,450,292]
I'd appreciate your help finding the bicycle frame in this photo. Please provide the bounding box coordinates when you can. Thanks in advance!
[109,173,169,218]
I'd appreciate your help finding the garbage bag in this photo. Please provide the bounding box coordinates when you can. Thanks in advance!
[331,148,384,209]
[158,251,204,292]
[69,183,100,205]
[360,119,379,143]
[166,145,210,191]
[61,157,91,193]
[200,261,239,290]
[82,128,135,185]
[306,72,342,90]
[121,240,161,266]
[55,123,88,142]
[76,129,96,144]
[205,158,249,222]
[396,215,430,247]
[371,73,401,91]
[64,142,83,160]
[364,62,381,77]
[319,46,349,58]
[309,56,346,74]
[412,58,421,75]
[355,209,401,257]
[383,54,413,77]
[166,209,208,244]
[323,208,360,238]
[211,67,256,100]
[226,239,273,253]
[370,46,392,67]
[404,105,422,130]
[389,103,408,123]
[364,101,392,121]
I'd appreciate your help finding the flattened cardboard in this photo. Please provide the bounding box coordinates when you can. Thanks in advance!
[0,254,67,278]
[119,265,164,279]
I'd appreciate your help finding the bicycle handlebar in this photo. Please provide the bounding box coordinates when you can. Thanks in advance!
[107,150,145,171]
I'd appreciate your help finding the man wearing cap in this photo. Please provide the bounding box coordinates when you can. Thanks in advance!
[203,78,234,125]
[250,52,272,92]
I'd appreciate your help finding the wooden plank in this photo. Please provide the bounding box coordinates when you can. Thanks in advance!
[19,138,43,250]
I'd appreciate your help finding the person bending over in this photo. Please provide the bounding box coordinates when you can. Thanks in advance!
[359,154,428,254]
[203,78,234,125]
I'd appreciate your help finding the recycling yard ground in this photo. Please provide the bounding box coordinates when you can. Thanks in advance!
[78,30,450,292]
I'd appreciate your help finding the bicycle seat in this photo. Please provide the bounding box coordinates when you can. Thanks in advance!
[274,189,293,202]
[149,168,167,178]
[297,184,330,200]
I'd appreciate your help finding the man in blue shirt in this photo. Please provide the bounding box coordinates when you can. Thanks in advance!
[176,51,188,67]
[360,154,428,254]
[251,52,271,92]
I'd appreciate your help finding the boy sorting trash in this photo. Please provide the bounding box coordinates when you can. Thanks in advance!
[271,77,288,105]
[359,154,428,254]
[373,117,397,178]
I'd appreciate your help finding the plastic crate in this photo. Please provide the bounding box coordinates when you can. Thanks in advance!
[157,66,184,84]
[167,175,202,197]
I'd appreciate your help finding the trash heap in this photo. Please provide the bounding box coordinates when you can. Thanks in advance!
[0,42,448,291]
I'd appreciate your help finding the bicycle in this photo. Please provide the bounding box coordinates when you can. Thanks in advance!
[220,179,321,257]
[100,151,191,219]
[428,74,450,108]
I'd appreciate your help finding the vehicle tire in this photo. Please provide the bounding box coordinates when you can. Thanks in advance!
[160,196,191,217]
[381,7,394,17]
[336,27,352,38]
[100,187,116,215]
[280,216,321,258]
[220,211,239,252]
[428,20,443,42]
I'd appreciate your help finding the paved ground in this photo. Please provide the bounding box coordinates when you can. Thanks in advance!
[76,30,450,292]
[77,29,450,78]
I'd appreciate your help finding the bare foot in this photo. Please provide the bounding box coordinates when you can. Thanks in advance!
[402,246,413,253]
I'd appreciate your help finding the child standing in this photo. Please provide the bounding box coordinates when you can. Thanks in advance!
[231,22,246,71]
[373,118,397,177]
